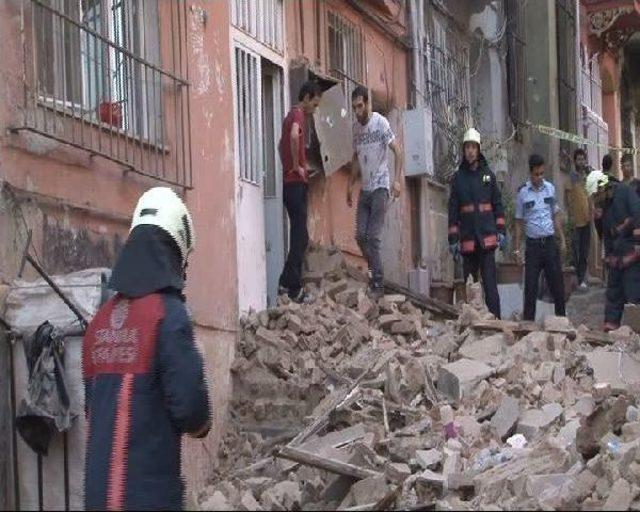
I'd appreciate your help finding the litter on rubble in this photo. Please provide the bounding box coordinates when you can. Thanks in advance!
[197,245,640,511]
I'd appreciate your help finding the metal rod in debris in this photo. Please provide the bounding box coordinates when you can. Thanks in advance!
[25,254,88,330]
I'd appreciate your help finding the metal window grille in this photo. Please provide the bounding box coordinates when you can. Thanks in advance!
[506,0,527,126]
[234,46,262,184]
[581,52,603,116]
[423,9,471,183]
[15,0,192,188]
[231,0,284,53]
[327,11,365,123]
[556,0,577,160]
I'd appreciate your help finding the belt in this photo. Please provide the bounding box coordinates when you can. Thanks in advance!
[526,235,555,244]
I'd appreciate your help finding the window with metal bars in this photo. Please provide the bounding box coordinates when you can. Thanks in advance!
[423,9,471,182]
[327,11,365,123]
[18,0,192,188]
[506,0,527,126]
[556,0,577,162]
[234,46,262,184]
[231,0,284,53]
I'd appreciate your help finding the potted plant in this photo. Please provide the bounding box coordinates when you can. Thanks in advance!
[98,100,123,128]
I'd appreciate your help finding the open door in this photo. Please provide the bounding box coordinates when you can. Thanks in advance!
[262,62,285,307]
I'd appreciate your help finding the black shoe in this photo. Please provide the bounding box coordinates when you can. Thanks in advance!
[368,285,384,301]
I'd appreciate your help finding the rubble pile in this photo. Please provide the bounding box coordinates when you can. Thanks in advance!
[198,246,640,511]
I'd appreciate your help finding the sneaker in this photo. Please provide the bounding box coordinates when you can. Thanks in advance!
[291,289,314,304]
[278,285,289,296]
[579,282,588,291]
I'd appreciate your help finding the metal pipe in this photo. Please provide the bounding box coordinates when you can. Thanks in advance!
[9,337,20,511]
[25,253,88,330]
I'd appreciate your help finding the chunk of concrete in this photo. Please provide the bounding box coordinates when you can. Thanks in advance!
[201,491,233,511]
[384,462,412,483]
[437,358,493,402]
[542,402,563,422]
[351,475,389,506]
[585,350,640,394]
[260,481,302,511]
[458,333,506,366]
[623,304,640,333]
[379,314,401,329]
[391,319,416,335]
[603,478,632,511]
[516,409,555,440]
[415,449,442,469]
[239,491,263,511]
[491,396,520,440]
[543,315,575,334]
[525,473,571,498]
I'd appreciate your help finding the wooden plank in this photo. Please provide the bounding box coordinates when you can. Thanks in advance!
[297,424,367,454]
[383,278,459,319]
[289,356,378,447]
[471,319,537,333]
[275,446,382,480]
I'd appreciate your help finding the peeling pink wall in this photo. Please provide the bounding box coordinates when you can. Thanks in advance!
[0,0,238,497]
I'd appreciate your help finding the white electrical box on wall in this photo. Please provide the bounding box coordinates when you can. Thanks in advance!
[403,107,434,177]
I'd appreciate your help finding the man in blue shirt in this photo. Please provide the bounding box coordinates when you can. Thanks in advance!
[514,154,567,321]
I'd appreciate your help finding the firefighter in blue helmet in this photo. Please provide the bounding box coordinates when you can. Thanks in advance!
[82,187,211,510]
[448,128,506,318]
[586,171,640,331]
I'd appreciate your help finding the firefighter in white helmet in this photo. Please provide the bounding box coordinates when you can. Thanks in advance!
[447,128,506,318]
[586,170,640,331]
[82,187,211,510]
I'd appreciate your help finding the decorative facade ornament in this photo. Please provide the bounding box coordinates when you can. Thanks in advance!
[588,6,634,36]
[603,28,634,51]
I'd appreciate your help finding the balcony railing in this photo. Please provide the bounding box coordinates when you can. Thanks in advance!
[13,0,192,189]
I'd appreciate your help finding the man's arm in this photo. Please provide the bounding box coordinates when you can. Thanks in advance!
[347,151,359,208]
[514,190,524,263]
[514,219,524,264]
[389,140,403,198]
[491,173,506,235]
[290,121,303,177]
[554,210,567,255]
[448,176,460,246]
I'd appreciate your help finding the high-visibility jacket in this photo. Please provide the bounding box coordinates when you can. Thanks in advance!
[448,155,506,254]
[82,291,211,511]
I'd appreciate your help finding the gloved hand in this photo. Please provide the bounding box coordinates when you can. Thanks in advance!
[498,233,506,250]
[449,242,460,259]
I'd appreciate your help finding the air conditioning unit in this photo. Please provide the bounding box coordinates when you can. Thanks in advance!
[404,107,434,177]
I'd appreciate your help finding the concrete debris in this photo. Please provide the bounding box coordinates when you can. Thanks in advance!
[197,245,640,511]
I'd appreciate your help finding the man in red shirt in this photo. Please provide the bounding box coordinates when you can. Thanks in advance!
[278,81,322,302]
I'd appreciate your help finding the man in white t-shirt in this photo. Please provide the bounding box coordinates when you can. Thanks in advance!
[346,85,403,299]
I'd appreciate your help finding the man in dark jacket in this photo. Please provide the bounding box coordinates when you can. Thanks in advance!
[82,187,211,511]
[586,171,640,331]
[448,128,506,318]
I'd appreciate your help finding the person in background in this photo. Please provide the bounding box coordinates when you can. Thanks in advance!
[447,128,506,319]
[347,85,403,299]
[564,148,592,290]
[278,81,322,303]
[514,154,567,321]
[621,153,639,196]
[602,153,613,176]
[586,171,640,331]
[83,187,211,511]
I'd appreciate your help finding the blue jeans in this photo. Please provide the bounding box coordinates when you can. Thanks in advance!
[355,188,388,288]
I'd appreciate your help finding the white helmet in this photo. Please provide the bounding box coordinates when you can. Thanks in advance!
[585,170,610,196]
[463,128,481,146]
[130,187,195,264]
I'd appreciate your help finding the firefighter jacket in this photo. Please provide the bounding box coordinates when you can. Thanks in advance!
[595,182,640,269]
[82,291,211,510]
[448,155,506,254]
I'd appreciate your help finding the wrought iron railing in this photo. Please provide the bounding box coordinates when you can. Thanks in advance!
[14,0,192,189]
